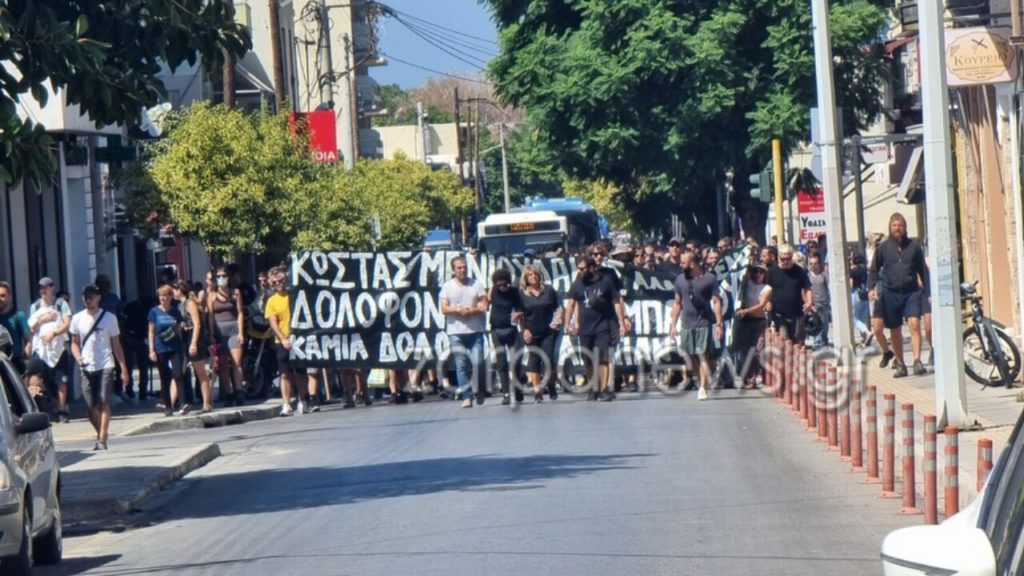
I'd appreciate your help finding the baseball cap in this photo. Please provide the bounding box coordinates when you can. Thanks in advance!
[82,284,102,297]
[38,277,55,288]
[668,237,684,247]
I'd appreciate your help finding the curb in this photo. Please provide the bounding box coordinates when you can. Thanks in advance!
[63,442,222,525]
[120,404,281,437]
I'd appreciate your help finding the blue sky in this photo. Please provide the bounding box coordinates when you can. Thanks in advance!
[372,0,499,88]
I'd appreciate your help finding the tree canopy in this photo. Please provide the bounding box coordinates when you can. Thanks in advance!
[483,0,889,237]
[0,0,251,186]
[125,104,474,258]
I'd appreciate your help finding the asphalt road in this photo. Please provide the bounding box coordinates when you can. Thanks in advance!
[41,389,917,576]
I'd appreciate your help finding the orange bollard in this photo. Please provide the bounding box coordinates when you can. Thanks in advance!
[865,385,880,483]
[850,374,863,472]
[944,426,960,517]
[977,438,993,492]
[839,367,851,461]
[826,365,839,451]
[816,362,828,442]
[924,415,937,524]
[799,347,810,424]
[900,403,921,515]
[879,393,899,498]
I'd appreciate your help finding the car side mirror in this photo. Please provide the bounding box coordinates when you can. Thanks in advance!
[882,525,995,576]
[15,412,51,435]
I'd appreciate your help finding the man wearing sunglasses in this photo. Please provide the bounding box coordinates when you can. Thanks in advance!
[767,244,814,345]
[566,255,628,401]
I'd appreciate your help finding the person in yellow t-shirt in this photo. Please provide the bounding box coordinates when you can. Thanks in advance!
[264,267,310,416]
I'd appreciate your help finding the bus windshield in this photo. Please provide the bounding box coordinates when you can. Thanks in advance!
[479,232,565,256]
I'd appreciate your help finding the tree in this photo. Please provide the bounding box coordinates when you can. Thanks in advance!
[0,0,251,187]
[483,0,889,239]
[132,103,326,259]
[350,154,474,250]
[562,179,634,232]
[127,105,475,256]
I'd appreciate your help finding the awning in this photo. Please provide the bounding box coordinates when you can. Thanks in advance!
[885,36,916,55]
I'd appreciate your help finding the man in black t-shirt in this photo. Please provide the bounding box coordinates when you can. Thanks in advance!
[767,244,813,344]
[566,256,627,401]
[657,238,684,277]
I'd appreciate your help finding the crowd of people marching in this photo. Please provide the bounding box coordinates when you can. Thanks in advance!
[0,211,933,449]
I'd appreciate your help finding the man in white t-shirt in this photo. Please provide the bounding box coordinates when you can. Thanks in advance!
[28,277,72,421]
[69,284,129,450]
[439,255,488,408]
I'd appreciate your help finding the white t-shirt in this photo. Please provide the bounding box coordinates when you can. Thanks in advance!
[28,308,66,368]
[440,278,486,335]
[69,309,121,371]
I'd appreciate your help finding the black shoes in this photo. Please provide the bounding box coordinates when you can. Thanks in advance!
[501,394,511,406]
[600,390,616,402]
[913,360,927,376]
[359,390,373,406]
[879,351,895,368]
[475,392,485,406]
[534,392,544,403]
[893,362,908,378]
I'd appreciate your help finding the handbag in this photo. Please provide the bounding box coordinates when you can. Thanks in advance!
[158,325,177,342]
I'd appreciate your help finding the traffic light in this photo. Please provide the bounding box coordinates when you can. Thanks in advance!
[749,162,773,203]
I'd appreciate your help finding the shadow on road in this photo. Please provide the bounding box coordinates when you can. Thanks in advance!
[158,453,654,521]
[36,554,120,575]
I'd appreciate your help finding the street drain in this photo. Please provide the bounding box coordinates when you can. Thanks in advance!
[462,484,545,492]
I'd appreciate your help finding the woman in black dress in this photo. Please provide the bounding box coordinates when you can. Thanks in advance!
[519,265,563,402]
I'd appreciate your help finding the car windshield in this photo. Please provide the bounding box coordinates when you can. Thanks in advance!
[979,414,1024,573]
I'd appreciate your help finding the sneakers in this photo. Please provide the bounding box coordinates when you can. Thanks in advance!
[927,350,935,367]
[697,387,709,401]
[475,392,485,406]
[600,390,615,402]
[913,360,927,376]
[534,391,544,404]
[280,403,294,417]
[57,411,70,423]
[343,399,356,409]
[359,390,373,406]
[93,441,108,451]
[309,403,321,413]
[587,390,599,401]
[879,351,895,368]
[175,404,191,416]
[461,398,473,408]
[893,362,909,378]
[297,400,308,414]
[501,394,511,406]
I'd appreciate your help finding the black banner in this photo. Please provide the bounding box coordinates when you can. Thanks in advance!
[289,247,752,369]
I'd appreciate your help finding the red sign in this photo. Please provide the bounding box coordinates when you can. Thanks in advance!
[796,188,827,243]
[290,111,338,164]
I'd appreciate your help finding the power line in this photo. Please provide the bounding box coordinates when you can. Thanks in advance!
[375,2,499,46]
[392,14,498,57]
[391,15,490,70]
[392,15,493,68]
[381,52,491,85]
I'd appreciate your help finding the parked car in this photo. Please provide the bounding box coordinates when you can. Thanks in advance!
[0,351,62,575]
[881,409,1024,575]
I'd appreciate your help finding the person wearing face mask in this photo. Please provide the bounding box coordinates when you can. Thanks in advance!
[668,252,724,401]
[208,264,247,405]
[565,255,627,401]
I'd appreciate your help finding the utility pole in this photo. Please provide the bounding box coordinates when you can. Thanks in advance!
[850,136,867,246]
[810,0,854,354]
[772,139,785,242]
[268,0,286,110]
[318,0,334,106]
[223,0,236,108]
[919,0,969,427]
[500,123,510,213]
[474,100,482,211]
[453,88,465,182]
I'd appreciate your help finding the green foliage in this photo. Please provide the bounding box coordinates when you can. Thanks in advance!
[141,103,320,258]
[350,154,474,250]
[0,0,251,189]
[129,105,475,256]
[484,0,889,234]
[562,179,635,232]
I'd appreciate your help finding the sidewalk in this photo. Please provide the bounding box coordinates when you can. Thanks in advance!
[857,346,1021,508]
[55,396,283,528]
